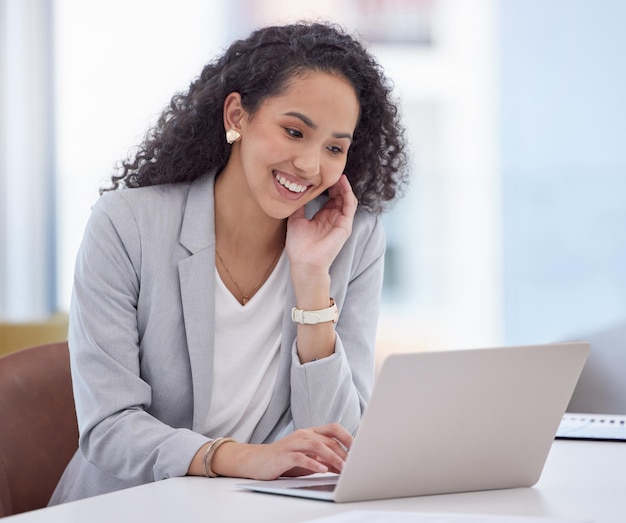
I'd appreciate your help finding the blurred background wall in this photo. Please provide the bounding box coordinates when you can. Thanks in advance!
[2,0,625,361]
[499,1,626,345]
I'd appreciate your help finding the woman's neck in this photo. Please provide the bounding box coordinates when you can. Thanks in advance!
[214,167,286,254]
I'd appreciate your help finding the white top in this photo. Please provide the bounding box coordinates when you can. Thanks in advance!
[204,251,288,442]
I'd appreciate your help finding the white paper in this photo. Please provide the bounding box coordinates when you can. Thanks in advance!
[305,510,593,523]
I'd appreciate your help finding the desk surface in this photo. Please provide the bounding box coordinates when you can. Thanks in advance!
[5,440,625,523]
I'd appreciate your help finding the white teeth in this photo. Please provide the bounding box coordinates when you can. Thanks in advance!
[275,173,307,193]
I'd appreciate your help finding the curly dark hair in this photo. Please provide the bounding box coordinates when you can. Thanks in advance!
[105,21,409,214]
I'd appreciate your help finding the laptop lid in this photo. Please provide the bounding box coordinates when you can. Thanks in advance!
[238,341,589,503]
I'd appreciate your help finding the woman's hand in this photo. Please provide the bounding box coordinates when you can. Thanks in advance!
[208,423,354,480]
[286,174,358,277]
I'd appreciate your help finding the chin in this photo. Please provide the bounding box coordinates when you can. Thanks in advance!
[265,193,316,220]
[270,208,300,220]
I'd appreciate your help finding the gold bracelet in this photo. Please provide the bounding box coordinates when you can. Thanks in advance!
[203,437,236,478]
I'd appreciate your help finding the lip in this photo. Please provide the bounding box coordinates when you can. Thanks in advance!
[273,171,312,200]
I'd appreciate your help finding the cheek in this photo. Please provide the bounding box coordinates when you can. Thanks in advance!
[240,137,280,175]
[322,158,347,185]
[319,170,344,193]
[245,134,276,158]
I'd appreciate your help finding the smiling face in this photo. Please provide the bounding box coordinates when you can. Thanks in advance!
[221,70,360,220]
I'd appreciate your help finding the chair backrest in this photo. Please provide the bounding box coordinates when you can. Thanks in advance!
[0,341,78,517]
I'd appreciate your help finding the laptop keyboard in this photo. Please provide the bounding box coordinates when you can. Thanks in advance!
[556,413,626,441]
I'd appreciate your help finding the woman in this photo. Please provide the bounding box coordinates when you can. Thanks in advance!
[50,21,408,504]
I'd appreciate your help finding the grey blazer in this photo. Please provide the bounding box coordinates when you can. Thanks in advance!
[50,173,385,504]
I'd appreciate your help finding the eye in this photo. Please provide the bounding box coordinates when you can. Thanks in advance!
[327,145,344,155]
[285,128,303,138]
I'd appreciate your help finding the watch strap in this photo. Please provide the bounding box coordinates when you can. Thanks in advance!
[291,298,338,325]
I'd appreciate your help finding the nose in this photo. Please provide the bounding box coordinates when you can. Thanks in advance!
[293,144,321,177]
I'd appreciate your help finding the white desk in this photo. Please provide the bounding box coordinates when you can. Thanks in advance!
[5,440,625,522]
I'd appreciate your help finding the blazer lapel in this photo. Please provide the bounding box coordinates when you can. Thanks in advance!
[178,173,217,431]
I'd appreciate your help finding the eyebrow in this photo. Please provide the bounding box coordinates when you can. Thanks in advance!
[283,111,353,141]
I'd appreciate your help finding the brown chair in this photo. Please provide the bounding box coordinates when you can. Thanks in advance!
[0,341,78,517]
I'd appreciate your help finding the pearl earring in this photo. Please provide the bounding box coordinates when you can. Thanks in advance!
[226,129,241,144]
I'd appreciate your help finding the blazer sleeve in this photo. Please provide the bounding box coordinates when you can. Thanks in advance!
[289,210,385,434]
[69,193,208,484]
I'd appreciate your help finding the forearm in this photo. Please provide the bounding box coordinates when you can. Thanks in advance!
[290,336,365,432]
[291,268,337,363]
[288,223,384,431]
[188,440,258,478]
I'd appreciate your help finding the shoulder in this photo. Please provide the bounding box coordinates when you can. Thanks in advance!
[94,172,215,227]
[351,206,384,248]
[81,184,193,257]
[344,207,386,275]
[96,182,192,220]
[84,174,216,257]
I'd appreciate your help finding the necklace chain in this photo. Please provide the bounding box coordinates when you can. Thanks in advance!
[215,246,283,305]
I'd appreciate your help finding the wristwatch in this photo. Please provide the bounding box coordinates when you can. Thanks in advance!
[291,298,338,325]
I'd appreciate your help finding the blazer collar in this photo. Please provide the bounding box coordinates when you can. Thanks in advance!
[180,172,216,254]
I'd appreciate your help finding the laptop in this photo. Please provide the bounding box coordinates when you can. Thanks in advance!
[238,341,589,502]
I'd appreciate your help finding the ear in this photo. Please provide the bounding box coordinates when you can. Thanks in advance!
[223,92,246,133]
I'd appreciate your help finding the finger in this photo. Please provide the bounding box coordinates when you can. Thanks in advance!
[308,441,347,473]
[282,466,326,478]
[297,434,350,473]
[267,427,353,478]
[320,436,349,463]
[289,454,329,475]
[278,429,346,473]
[337,175,358,217]
[326,182,338,200]
[326,176,357,224]
[335,174,353,198]
[314,423,354,451]
[260,444,329,479]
